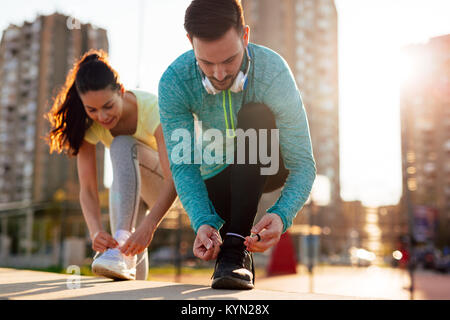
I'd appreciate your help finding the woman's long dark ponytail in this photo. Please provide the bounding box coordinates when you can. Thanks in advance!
[46,49,122,156]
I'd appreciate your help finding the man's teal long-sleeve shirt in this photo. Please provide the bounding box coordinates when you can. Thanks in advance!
[158,43,316,233]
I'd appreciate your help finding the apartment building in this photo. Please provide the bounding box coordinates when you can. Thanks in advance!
[400,34,450,246]
[0,13,108,204]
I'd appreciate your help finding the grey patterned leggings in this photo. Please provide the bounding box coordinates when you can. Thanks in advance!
[109,135,164,280]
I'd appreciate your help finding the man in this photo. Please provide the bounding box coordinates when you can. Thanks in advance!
[158,0,316,290]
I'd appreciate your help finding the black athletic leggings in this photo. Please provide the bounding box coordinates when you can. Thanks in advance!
[204,103,289,239]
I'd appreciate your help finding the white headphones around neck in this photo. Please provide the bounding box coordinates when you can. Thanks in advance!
[198,47,251,95]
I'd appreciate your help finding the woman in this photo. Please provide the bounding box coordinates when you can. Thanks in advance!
[46,49,177,280]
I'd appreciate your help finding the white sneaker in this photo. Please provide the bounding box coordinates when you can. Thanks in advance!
[92,248,137,280]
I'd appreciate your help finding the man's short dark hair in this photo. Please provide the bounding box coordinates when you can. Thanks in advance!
[184,0,245,41]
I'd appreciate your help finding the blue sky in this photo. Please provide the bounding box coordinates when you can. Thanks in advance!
[1,0,449,207]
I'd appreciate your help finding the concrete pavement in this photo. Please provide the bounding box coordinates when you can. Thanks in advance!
[149,265,450,300]
[255,265,450,300]
[0,267,365,300]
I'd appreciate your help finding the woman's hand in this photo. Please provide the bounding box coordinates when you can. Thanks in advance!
[92,230,118,253]
[120,218,156,256]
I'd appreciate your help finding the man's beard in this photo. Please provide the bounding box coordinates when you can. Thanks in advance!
[209,73,238,91]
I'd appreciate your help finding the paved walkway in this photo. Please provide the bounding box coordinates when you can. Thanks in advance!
[0,268,364,300]
[149,265,450,300]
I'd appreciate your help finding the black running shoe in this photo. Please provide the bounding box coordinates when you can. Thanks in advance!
[211,235,255,290]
